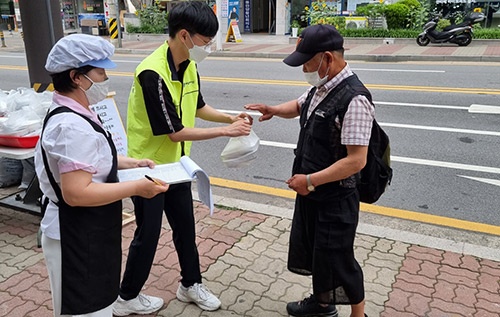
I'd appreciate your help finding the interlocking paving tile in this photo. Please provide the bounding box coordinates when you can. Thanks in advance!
[383,246,500,316]
[1,193,499,316]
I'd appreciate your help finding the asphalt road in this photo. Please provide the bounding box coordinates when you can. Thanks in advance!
[1,53,499,230]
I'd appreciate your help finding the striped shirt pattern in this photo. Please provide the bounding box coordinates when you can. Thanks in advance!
[298,64,375,146]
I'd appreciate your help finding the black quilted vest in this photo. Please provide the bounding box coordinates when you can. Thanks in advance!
[292,74,372,201]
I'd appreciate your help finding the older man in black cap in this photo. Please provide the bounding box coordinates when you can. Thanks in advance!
[245,24,372,317]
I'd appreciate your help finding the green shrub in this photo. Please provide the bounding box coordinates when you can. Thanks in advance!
[338,26,500,39]
[355,3,386,18]
[436,19,451,31]
[474,28,500,39]
[304,1,337,25]
[303,1,347,29]
[408,0,431,29]
[130,5,168,34]
[399,0,421,10]
[339,28,420,38]
[126,24,141,33]
[384,3,410,29]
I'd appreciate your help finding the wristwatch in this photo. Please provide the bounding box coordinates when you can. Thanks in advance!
[306,174,315,192]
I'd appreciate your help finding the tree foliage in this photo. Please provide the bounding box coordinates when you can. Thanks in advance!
[126,4,167,34]
[384,3,411,29]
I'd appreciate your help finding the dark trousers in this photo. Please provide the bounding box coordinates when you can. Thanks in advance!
[119,182,201,300]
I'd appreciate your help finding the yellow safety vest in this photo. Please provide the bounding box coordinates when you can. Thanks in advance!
[127,42,198,163]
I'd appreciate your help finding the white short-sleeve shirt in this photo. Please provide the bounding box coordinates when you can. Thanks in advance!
[35,93,113,240]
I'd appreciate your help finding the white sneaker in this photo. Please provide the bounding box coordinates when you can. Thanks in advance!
[112,293,164,316]
[176,283,221,311]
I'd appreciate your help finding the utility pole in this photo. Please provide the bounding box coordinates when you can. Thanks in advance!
[18,0,64,91]
[105,0,122,48]
[216,0,223,51]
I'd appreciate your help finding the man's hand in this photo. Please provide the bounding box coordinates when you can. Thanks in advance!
[286,174,310,196]
[244,103,274,122]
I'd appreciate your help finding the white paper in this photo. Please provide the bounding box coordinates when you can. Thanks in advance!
[90,97,128,157]
[117,156,214,215]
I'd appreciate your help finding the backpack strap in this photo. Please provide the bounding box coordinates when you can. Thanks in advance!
[324,74,373,121]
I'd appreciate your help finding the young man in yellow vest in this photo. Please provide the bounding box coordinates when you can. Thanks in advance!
[112,2,253,316]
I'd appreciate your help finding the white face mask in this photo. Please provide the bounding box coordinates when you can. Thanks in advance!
[81,74,110,105]
[303,54,330,87]
[186,34,211,63]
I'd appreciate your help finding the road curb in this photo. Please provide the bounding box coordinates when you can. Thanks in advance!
[346,54,500,63]
[113,49,500,63]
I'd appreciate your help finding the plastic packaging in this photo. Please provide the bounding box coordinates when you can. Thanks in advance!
[0,88,52,139]
[221,129,260,168]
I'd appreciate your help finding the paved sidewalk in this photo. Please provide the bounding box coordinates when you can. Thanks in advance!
[1,184,499,317]
[2,31,500,62]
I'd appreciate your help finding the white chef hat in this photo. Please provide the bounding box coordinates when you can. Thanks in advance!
[45,34,116,73]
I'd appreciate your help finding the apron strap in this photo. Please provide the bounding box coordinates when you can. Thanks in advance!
[40,106,118,204]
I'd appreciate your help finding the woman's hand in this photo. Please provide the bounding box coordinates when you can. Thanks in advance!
[135,158,155,169]
[135,177,169,199]
[118,156,156,170]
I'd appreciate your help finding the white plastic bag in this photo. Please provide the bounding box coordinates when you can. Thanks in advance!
[0,88,52,137]
[221,129,260,168]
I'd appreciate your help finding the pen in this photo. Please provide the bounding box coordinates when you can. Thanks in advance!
[145,175,163,186]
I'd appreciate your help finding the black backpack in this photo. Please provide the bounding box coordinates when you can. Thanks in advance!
[356,119,392,203]
[335,76,393,203]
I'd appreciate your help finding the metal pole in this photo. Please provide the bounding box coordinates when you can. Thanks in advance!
[268,0,271,34]
[19,0,64,91]
[216,0,223,51]
[117,0,122,48]
[45,0,56,45]
[0,31,6,47]
[486,1,491,28]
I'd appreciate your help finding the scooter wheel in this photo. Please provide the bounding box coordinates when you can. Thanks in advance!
[456,33,472,46]
[416,35,430,46]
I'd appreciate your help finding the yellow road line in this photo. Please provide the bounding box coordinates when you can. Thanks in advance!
[0,65,27,70]
[210,177,500,236]
[107,70,133,77]
[200,76,500,95]
[211,177,295,199]
[3,65,500,95]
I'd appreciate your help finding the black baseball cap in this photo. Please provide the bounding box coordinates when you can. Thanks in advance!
[283,24,344,67]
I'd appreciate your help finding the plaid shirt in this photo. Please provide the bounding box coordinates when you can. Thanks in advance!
[298,64,375,146]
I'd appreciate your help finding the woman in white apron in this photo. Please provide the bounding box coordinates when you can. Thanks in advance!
[35,34,169,317]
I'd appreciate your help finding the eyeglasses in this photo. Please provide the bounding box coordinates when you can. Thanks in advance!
[193,34,216,49]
